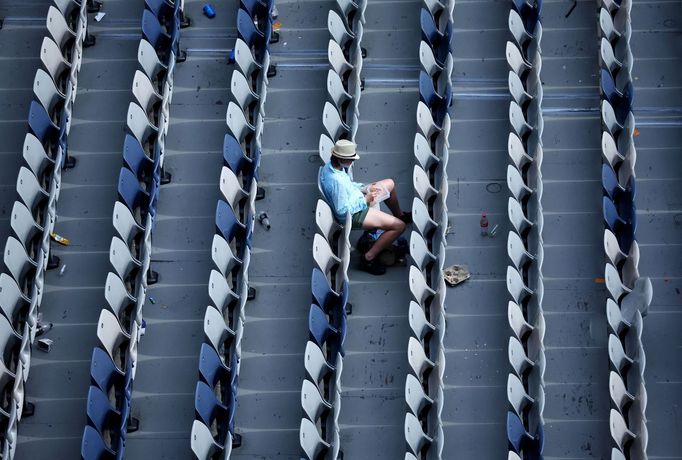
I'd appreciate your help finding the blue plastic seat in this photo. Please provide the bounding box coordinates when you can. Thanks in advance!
[311,267,340,311]
[142,9,171,52]
[237,8,265,49]
[511,0,542,34]
[601,163,621,200]
[195,381,229,429]
[223,133,258,183]
[86,385,121,438]
[420,9,451,66]
[145,0,177,23]
[419,71,451,125]
[199,342,231,388]
[507,411,534,454]
[28,101,59,144]
[228,358,239,433]
[308,303,338,347]
[123,134,154,181]
[240,0,271,22]
[90,347,125,395]
[118,167,150,214]
[216,200,246,244]
[603,196,627,231]
[81,425,116,460]
[600,69,633,123]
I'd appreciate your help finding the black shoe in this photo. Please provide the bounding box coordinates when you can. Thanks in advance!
[399,212,412,224]
[359,256,386,276]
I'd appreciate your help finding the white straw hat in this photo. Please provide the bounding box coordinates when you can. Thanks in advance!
[331,139,359,160]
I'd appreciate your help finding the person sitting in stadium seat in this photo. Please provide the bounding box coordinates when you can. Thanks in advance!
[320,139,412,276]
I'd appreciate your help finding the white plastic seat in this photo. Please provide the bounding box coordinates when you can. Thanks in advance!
[507,373,535,418]
[0,273,31,328]
[608,334,634,373]
[405,412,433,455]
[506,41,531,76]
[508,300,534,340]
[328,10,354,50]
[304,341,334,384]
[409,231,436,272]
[328,39,353,77]
[300,417,330,460]
[322,101,350,141]
[226,101,255,144]
[408,301,435,340]
[22,133,54,179]
[413,165,437,203]
[507,231,534,270]
[606,298,631,336]
[132,70,162,117]
[509,101,532,139]
[109,236,140,282]
[600,37,622,74]
[40,37,71,85]
[211,234,241,277]
[609,371,635,412]
[610,408,636,451]
[405,373,433,416]
[419,41,443,76]
[601,132,625,168]
[409,266,436,306]
[601,100,633,140]
[17,167,48,215]
[97,309,130,369]
[414,133,439,171]
[412,197,437,237]
[204,305,235,354]
[508,197,532,235]
[620,277,653,323]
[313,233,341,276]
[507,165,532,201]
[407,336,435,376]
[113,202,144,248]
[508,336,535,377]
[233,38,261,83]
[319,134,335,164]
[231,68,259,112]
[127,102,159,147]
[104,272,136,322]
[506,266,533,303]
[327,69,352,111]
[10,202,43,249]
[208,269,239,313]
[137,39,168,82]
[301,379,332,422]
[47,5,77,52]
[190,419,223,459]
[611,447,626,460]
[508,132,532,170]
[599,8,621,41]
[508,70,532,109]
[33,68,65,115]
[603,229,629,267]
[416,101,441,140]
[219,166,248,211]
[315,200,341,243]
[4,237,37,287]
[605,263,631,301]
[509,453,522,460]
[508,9,533,53]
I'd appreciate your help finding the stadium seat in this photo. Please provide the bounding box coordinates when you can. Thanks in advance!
[409,231,436,273]
[407,337,435,376]
[308,303,339,348]
[508,9,534,55]
[311,268,346,312]
[10,201,43,251]
[122,135,155,185]
[507,373,535,418]
[511,0,541,34]
[0,274,30,332]
[408,266,436,307]
[96,308,130,371]
[304,341,334,384]
[412,197,437,238]
[226,102,255,145]
[600,69,633,121]
[112,201,144,250]
[508,197,533,235]
[507,231,535,270]
[508,336,535,378]
[33,68,65,116]
[620,277,653,322]
[312,234,341,276]
[86,385,121,438]
[137,39,168,85]
[191,419,225,459]
[199,342,231,388]
[233,38,262,86]
[132,70,162,120]
[300,417,330,460]
[211,234,242,278]
[28,101,59,144]
[413,165,438,204]
[231,69,260,115]
[126,102,159,149]
[223,133,258,184]
[608,334,634,374]
[40,37,72,90]
[413,133,439,172]
[610,408,636,451]
[104,272,136,327]
[609,371,635,412]
[328,10,355,54]
[142,9,171,52]
[405,373,433,417]
[195,381,229,429]
[506,410,534,453]
[117,167,150,219]
[81,425,116,460]
[89,347,125,395]
[204,305,236,355]
[322,102,350,141]
[237,9,265,50]
[208,269,239,314]
[109,237,141,286]
[315,200,342,244]
[22,133,55,179]
[416,101,441,140]
[600,38,622,74]
[3,237,38,288]
[408,301,435,341]
[508,132,533,170]
[420,9,450,65]
[506,266,533,304]
[328,40,353,82]
[301,379,332,422]
[507,301,534,341]
[605,263,631,302]
[404,412,433,455]
[215,200,246,244]
[327,70,352,117]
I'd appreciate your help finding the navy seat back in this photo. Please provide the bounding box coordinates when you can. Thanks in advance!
[215,199,246,244]
[86,385,121,436]
[142,9,171,51]
[199,342,230,388]
[311,267,340,312]
[419,71,443,108]
[81,425,116,460]
[308,303,338,347]
[223,133,255,183]
[28,101,59,144]
[601,163,620,200]
[603,196,626,232]
[506,411,534,454]
[228,358,239,433]
[237,8,265,49]
[123,134,154,180]
[195,381,229,428]
[118,167,149,214]
[90,347,125,394]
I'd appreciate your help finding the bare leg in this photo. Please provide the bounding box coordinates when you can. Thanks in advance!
[371,178,403,217]
[361,207,406,261]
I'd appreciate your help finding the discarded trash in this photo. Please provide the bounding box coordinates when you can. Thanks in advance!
[94,12,105,22]
[595,277,605,284]
[37,339,53,352]
[271,6,279,19]
[35,322,54,337]
[140,319,147,337]
[203,3,216,18]
[273,21,282,32]
[58,265,67,277]
[489,224,499,238]
[633,127,640,137]
[149,297,156,304]
[258,212,271,230]
[444,265,470,287]
[51,232,70,246]
[479,213,489,236]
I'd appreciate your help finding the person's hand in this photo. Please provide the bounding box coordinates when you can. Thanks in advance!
[365,189,378,205]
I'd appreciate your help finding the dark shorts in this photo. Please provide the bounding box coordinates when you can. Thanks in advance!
[351,207,369,229]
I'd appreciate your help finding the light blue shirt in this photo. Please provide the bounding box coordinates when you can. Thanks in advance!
[320,162,367,221]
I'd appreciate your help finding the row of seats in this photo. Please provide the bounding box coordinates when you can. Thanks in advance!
[80,1,186,458]
[403,1,454,459]
[503,1,546,458]
[300,0,366,457]
[597,2,653,459]
[0,0,92,456]
[190,1,275,458]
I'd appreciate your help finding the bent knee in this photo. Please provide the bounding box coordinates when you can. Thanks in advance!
[393,219,406,233]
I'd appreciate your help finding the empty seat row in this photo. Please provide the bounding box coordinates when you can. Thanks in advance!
[80,2,186,458]
[504,1,546,458]
[299,0,366,458]
[0,0,94,456]
[190,2,275,459]
[596,2,652,460]
[404,2,453,459]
